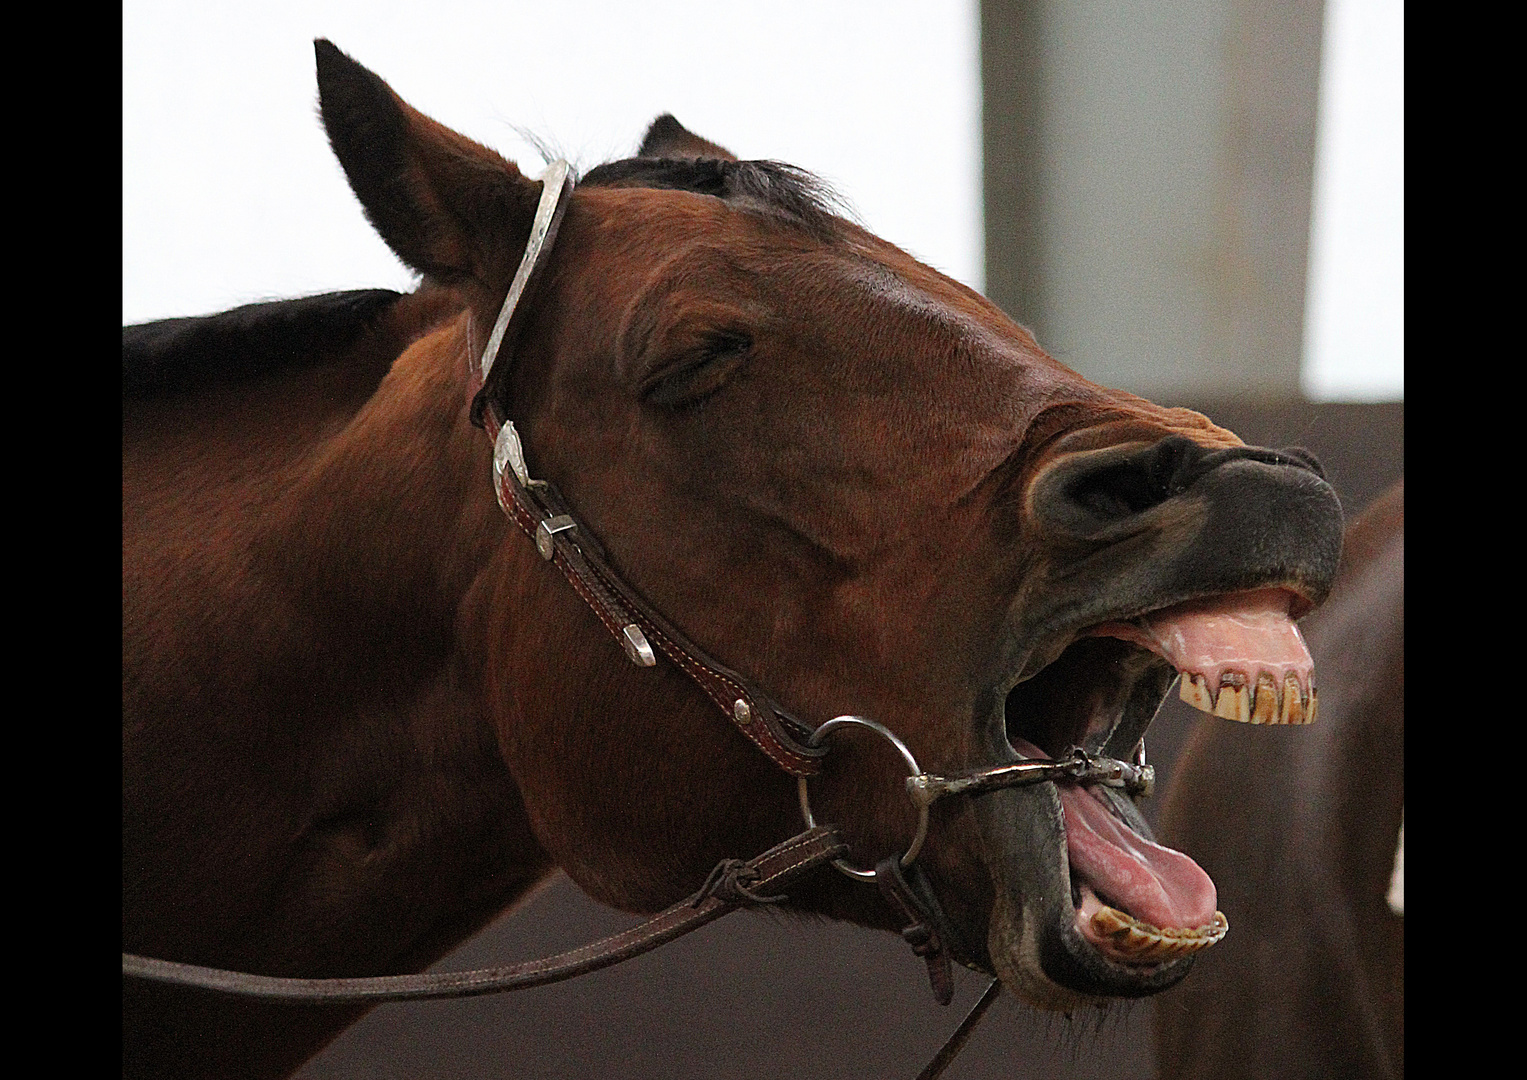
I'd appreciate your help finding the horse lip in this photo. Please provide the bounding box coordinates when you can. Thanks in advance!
[964,443,1342,1003]
[1020,446,1343,628]
[970,591,1233,1002]
[984,578,1301,747]
[969,638,1195,1005]
[970,765,1199,1004]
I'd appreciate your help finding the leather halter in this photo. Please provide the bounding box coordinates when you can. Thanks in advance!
[467,163,1157,807]
[469,161,826,778]
[461,161,1154,998]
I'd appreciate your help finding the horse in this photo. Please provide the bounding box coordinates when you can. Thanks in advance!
[1154,479,1404,1079]
[123,40,1344,1079]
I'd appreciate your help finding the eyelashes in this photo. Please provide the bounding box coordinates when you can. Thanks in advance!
[641,331,753,408]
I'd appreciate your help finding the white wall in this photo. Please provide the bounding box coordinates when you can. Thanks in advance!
[1301,0,1404,401]
[123,0,982,324]
[124,1,1399,403]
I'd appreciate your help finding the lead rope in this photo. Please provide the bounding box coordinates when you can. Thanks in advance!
[120,820,987,1080]
[122,827,847,1003]
[917,980,1002,1080]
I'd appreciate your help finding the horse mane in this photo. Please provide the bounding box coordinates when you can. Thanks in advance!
[122,288,405,397]
[122,159,845,398]
[581,157,848,239]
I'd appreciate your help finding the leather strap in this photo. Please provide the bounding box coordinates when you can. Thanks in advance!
[463,163,824,778]
[873,854,1004,1079]
[494,458,826,776]
[875,856,955,1006]
[469,161,574,430]
[122,826,846,1003]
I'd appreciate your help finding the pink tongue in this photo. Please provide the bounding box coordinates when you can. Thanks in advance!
[1089,587,1313,696]
[1011,736,1217,930]
[1059,783,1217,929]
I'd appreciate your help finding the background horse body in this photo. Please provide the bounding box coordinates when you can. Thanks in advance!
[1155,480,1404,1078]
[124,42,1344,1078]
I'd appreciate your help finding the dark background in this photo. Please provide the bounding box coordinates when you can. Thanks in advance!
[298,400,1401,1080]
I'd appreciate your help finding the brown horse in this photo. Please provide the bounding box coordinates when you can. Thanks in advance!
[1155,479,1403,1079]
[123,41,1343,1079]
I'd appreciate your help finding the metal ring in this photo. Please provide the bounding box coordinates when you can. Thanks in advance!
[797,716,931,881]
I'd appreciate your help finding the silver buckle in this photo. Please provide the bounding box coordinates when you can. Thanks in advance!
[493,420,533,494]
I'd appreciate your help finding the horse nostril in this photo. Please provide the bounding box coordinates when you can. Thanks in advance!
[1067,437,1202,519]
[1070,465,1158,518]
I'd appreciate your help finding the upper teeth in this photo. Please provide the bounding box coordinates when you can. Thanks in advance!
[1179,671,1317,724]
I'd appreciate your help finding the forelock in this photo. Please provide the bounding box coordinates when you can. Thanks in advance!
[578,158,847,239]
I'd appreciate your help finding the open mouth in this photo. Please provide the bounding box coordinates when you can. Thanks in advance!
[1002,586,1313,969]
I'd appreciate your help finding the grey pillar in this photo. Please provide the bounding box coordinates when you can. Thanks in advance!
[981,0,1325,402]
[981,0,1046,337]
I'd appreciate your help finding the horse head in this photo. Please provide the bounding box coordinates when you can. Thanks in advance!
[315,41,1342,1012]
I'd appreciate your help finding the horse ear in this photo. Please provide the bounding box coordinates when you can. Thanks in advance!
[314,39,540,293]
[638,115,738,161]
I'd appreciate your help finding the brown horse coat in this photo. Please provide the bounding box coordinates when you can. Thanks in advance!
[124,42,1344,1078]
[1156,480,1404,1079]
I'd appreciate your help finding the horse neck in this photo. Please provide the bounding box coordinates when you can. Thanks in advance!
[265,306,502,683]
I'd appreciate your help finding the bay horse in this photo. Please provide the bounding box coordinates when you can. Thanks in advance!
[1155,479,1404,1079]
[123,41,1343,1079]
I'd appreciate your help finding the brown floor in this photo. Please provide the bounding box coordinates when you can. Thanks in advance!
[297,400,1402,1080]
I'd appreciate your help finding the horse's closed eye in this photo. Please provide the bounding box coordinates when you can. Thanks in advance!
[642,332,752,407]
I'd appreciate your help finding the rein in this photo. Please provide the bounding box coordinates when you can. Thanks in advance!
[123,161,1155,1079]
[122,826,848,1003]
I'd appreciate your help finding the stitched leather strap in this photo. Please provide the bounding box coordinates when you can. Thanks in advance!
[122,826,846,1003]
[495,451,826,777]
[460,164,824,778]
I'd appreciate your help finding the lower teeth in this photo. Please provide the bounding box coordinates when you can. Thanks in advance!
[1090,904,1229,961]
